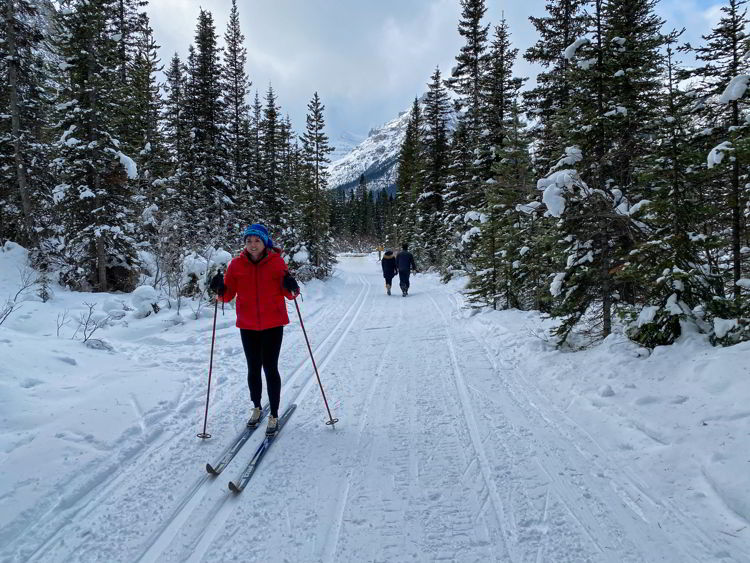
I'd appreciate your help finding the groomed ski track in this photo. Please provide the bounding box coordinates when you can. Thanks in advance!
[3,255,745,562]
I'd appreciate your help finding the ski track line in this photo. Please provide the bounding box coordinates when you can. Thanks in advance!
[183,275,373,563]
[30,279,362,563]
[426,293,518,563]
[535,487,551,563]
[465,321,717,562]
[137,275,372,563]
[355,293,404,446]
[171,275,372,563]
[457,297,727,562]
[320,472,352,562]
[455,307,634,559]
[19,317,264,563]
[6,276,358,563]
[315,291,413,562]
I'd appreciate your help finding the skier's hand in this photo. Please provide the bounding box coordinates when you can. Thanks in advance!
[209,271,225,295]
[283,273,300,296]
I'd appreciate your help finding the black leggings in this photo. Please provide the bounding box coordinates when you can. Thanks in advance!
[399,270,411,289]
[239,326,283,418]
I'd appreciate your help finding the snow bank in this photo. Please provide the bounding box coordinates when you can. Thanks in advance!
[464,306,750,554]
[131,285,157,318]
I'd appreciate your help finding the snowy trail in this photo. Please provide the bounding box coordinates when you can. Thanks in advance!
[2,255,746,562]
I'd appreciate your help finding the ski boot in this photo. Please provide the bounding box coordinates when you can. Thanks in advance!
[247,407,262,427]
[266,416,279,436]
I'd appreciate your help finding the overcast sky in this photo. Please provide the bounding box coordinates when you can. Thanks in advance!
[146,0,724,148]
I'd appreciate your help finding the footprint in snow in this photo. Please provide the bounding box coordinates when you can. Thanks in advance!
[56,356,77,366]
[20,378,44,388]
[635,395,661,405]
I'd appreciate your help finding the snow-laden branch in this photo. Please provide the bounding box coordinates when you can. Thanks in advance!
[563,38,590,60]
[707,141,733,169]
[718,75,750,103]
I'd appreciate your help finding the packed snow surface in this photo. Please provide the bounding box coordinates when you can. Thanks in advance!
[1,247,749,562]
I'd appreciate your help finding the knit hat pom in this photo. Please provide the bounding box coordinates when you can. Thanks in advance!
[243,223,273,248]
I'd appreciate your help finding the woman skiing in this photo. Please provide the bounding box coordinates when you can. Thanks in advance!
[380,249,398,295]
[210,224,300,436]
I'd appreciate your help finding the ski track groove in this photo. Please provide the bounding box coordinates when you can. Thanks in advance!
[320,473,351,562]
[535,487,551,563]
[15,276,365,563]
[140,275,372,563]
[426,292,517,563]
[469,323,721,562]
[10,265,742,562]
[451,290,736,562]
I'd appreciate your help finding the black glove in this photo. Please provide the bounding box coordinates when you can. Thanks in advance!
[209,271,225,295]
[283,272,300,295]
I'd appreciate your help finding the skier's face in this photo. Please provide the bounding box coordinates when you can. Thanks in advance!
[245,236,265,259]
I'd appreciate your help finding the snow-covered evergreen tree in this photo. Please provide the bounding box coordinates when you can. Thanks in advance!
[297,92,335,278]
[222,0,251,210]
[0,0,55,247]
[685,0,750,341]
[52,0,140,291]
[418,67,451,267]
[524,0,587,173]
[393,98,424,248]
[187,9,230,244]
[626,34,722,346]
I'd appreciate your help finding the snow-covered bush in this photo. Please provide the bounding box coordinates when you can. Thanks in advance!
[131,285,159,318]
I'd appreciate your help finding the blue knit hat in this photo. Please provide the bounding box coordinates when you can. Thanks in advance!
[243,224,273,248]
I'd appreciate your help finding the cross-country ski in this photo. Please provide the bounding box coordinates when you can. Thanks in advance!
[228,404,298,493]
[205,406,269,475]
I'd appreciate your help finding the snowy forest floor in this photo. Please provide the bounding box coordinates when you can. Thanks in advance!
[1,247,749,562]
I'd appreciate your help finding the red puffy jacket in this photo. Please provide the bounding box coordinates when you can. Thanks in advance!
[220,248,296,330]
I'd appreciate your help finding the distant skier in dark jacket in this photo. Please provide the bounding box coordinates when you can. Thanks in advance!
[396,243,417,296]
[380,250,398,295]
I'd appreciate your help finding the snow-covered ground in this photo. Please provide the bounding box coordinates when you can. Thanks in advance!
[1,243,748,562]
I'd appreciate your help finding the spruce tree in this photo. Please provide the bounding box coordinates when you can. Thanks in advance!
[129,16,168,213]
[53,0,139,291]
[222,0,251,203]
[626,34,722,346]
[687,0,750,326]
[188,9,230,244]
[524,0,587,173]
[299,92,335,278]
[1,0,53,247]
[418,67,452,266]
[259,85,284,227]
[545,0,667,342]
[447,0,489,139]
[393,98,423,247]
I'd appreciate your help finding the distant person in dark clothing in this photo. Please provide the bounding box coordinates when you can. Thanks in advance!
[381,250,398,295]
[396,243,417,296]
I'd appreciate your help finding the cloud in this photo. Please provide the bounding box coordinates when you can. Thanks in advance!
[146,0,727,148]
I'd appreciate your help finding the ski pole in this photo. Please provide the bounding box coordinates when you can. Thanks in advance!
[294,298,339,427]
[197,297,219,439]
